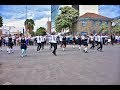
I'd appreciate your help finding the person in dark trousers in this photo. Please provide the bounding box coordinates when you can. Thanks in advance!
[61,34,67,51]
[83,35,88,53]
[50,32,58,56]
[20,35,27,57]
[8,34,14,54]
[72,36,76,49]
[111,34,115,45]
[77,34,82,50]
[36,35,41,52]
[49,35,52,50]
[90,34,95,49]
[0,36,3,51]
[94,34,98,46]
[41,35,44,50]
[97,34,103,52]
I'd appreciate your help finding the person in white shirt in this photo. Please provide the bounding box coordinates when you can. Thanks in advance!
[90,34,95,49]
[41,35,45,50]
[94,34,98,46]
[97,34,103,52]
[50,32,58,56]
[36,35,41,52]
[59,35,63,45]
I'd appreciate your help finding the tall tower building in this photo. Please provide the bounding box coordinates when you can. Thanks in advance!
[51,5,60,32]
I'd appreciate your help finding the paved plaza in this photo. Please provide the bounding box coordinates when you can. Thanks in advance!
[0,44,120,85]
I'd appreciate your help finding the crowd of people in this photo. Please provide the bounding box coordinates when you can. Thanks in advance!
[0,32,120,57]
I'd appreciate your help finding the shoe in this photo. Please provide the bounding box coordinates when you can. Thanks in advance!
[85,51,88,53]
[52,52,57,56]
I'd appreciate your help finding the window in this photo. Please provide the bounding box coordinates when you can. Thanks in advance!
[82,21,87,27]
[99,21,102,26]
[106,21,109,27]
[92,21,96,27]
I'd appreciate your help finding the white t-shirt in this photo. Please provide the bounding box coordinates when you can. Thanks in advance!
[60,36,63,41]
[95,36,98,41]
[40,36,44,42]
[81,36,85,40]
[90,36,94,41]
[115,36,118,40]
[36,36,41,43]
[97,35,102,42]
[51,35,58,43]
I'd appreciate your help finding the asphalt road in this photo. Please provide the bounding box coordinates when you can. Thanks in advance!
[0,44,120,85]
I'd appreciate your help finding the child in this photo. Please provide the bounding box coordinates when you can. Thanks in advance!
[20,35,27,57]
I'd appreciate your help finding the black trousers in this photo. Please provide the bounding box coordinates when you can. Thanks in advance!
[95,41,98,46]
[111,40,114,45]
[52,43,57,54]
[41,42,44,49]
[97,42,103,51]
[50,42,53,49]
[37,43,41,51]
[90,41,95,49]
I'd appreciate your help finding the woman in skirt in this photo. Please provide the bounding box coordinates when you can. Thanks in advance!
[61,34,66,51]
[83,35,88,53]
[8,34,14,54]
[20,35,27,57]
[0,36,2,51]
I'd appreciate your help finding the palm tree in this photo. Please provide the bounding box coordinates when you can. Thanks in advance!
[24,19,35,34]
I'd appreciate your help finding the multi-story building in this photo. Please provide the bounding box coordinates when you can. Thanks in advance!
[51,5,60,32]
[51,5,100,34]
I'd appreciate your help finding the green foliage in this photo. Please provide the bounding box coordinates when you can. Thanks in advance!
[100,22,108,33]
[55,6,79,32]
[24,19,35,33]
[112,19,120,34]
[35,27,46,36]
[30,31,35,37]
[0,16,3,27]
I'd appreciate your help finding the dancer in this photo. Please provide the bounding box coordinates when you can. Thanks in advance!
[8,34,14,54]
[97,34,103,52]
[61,34,66,51]
[36,35,41,52]
[83,35,88,53]
[90,34,95,49]
[49,32,58,56]
[49,34,53,50]
[77,34,82,50]
[0,36,2,51]
[72,35,76,49]
[41,35,44,50]
[20,34,27,57]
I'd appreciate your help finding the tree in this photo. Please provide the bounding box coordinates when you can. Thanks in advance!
[31,31,35,37]
[99,22,108,34]
[0,16,3,27]
[35,27,46,36]
[112,19,120,34]
[55,6,79,32]
[24,19,35,34]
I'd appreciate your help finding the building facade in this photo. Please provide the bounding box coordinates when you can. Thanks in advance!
[51,5,60,32]
[72,13,112,35]
[46,21,51,34]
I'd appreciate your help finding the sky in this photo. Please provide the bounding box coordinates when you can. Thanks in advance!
[0,5,120,32]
